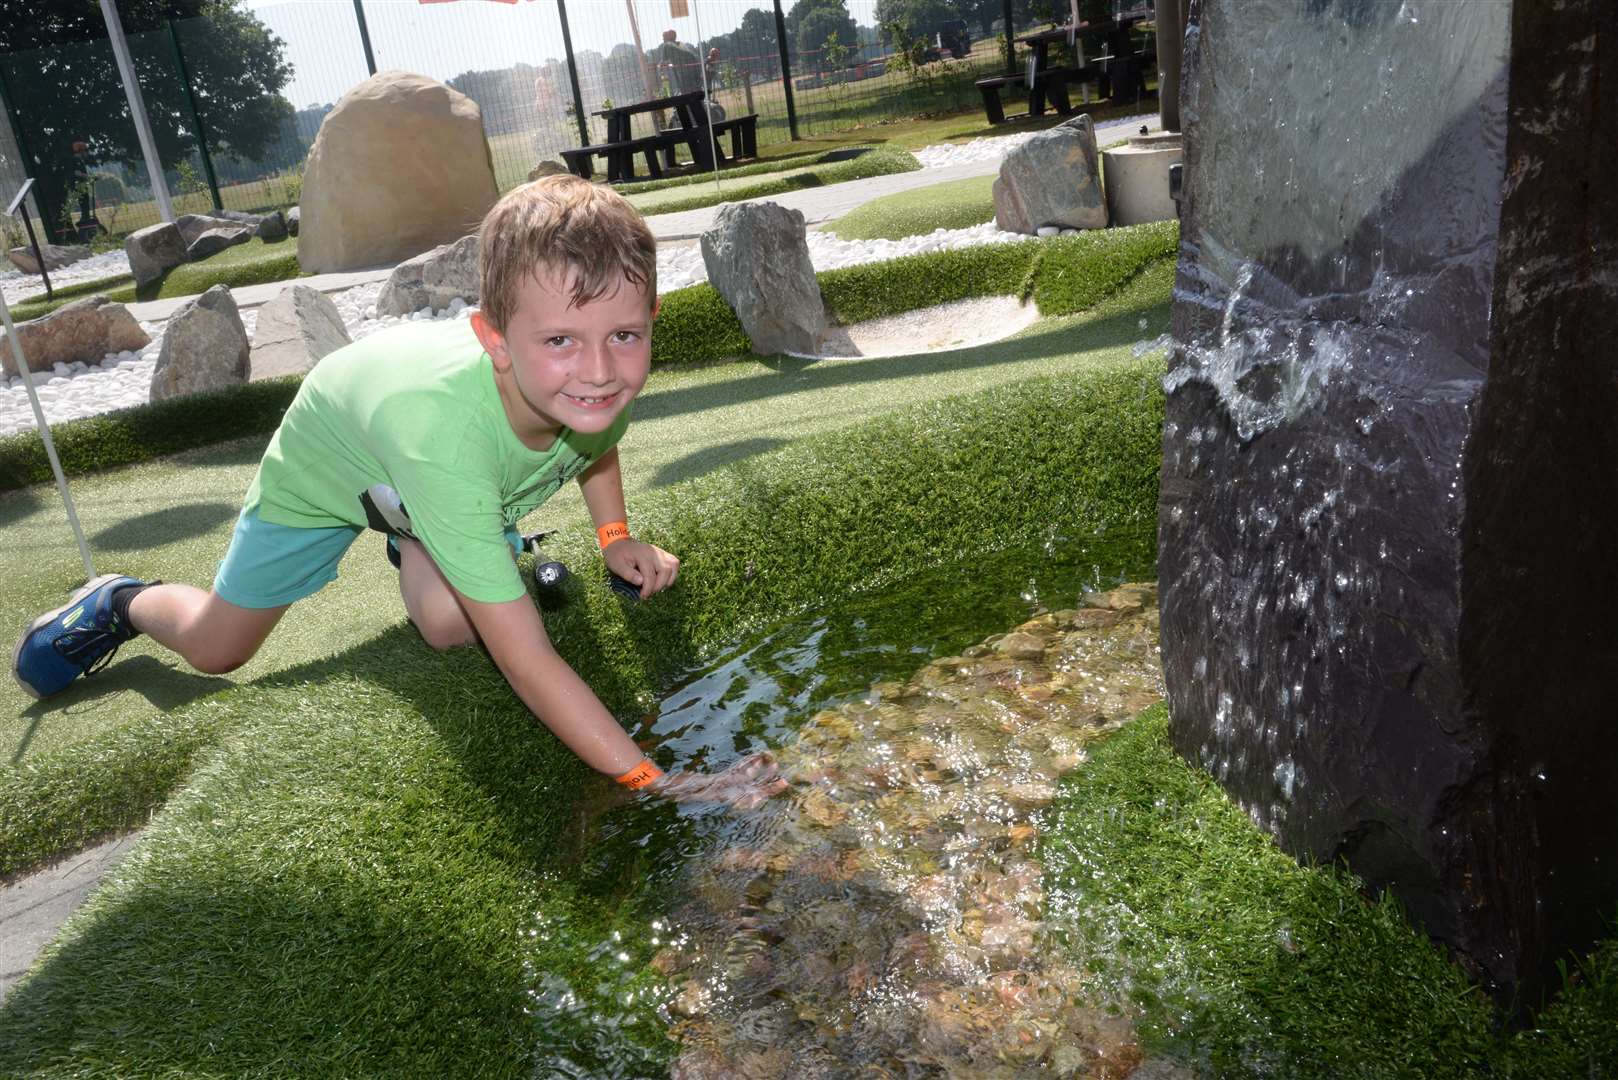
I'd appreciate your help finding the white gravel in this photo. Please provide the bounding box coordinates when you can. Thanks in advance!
[2,122,1154,438]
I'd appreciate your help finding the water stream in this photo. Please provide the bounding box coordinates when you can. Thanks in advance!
[523,529,1172,1078]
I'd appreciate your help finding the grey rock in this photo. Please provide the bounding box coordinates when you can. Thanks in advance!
[527,160,568,181]
[210,208,267,228]
[255,210,287,241]
[699,201,827,356]
[175,213,240,247]
[6,242,91,275]
[376,234,480,317]
[249,283,350,380]
[149,285,249,402]
[992,113,1107,235]
[124,222,188,288]
[0,295,150,377]
[286,206,300,236]
[184,225,255,261]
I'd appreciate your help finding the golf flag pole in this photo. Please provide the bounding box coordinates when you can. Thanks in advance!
[0,291,96,582]
[690,0,723,197]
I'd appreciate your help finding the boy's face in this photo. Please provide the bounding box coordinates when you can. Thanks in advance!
[474,267,656,447]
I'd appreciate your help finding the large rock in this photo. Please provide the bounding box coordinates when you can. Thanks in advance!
[297,71,499,273]
[528,160,568,181]
[993,114,1107,235]
[249,283,350,380]
[7,242,91,275]
[375,234,479,317]
[0,296,150,377]
[175,213,242,247]
[124,222,188,288]
[1159,0,1616,1007]
[185,225,255,261]
[699,201,827,356]
[149,285,249,402]
[286,206,300,237]
[255,210,288,241]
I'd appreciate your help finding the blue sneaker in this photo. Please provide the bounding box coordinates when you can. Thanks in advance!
[12,574,145,699]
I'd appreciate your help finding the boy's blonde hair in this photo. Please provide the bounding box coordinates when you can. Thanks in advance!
[478,175,657,330]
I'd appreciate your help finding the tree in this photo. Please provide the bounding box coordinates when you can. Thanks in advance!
[0,0,293,240]
[874,0,960,49]
[791,0,857,66]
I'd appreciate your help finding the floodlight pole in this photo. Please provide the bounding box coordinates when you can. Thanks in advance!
[0,291,96,582]
[99,0,174,224]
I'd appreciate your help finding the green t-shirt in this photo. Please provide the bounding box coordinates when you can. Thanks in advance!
[244,318,630,604]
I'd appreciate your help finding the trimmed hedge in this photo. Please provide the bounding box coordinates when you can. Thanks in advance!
[1,223,1178,493]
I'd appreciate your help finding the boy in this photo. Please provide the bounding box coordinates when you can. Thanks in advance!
[14,176,780,805]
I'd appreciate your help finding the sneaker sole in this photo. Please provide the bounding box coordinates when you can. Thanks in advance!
[11,573,127,700]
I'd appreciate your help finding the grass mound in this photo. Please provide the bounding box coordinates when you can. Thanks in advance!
[825,174,997,240]
[628,145,920,218]
[1044,706,1618,1078]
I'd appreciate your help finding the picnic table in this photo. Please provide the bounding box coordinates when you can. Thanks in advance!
[976,19,1153,125]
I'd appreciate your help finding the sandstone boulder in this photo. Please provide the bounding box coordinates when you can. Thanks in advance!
[125,222,188,288]
[375,234,479,317]
[699,201,827,356]
[249,284,351,380]
[0,296,150,377]
[298,71,499,273]
[992,113,1107,235]
[7,243,91,275]
[149,285,249,402]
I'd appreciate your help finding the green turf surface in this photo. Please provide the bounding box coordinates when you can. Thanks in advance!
[1045,706,1618,1078]
[625,145,920,217]
[824,174,997,240]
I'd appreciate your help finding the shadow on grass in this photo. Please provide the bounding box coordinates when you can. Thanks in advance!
[650,437,789,489]
[637,290,1166,426]
[10,656,232,765]
[89,500,237,550]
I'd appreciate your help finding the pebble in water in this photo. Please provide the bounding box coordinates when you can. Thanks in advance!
[658,583,1170,1079]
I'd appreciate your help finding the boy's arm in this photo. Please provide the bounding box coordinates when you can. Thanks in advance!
[577,447,680,598]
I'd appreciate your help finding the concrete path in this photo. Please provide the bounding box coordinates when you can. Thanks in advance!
[1,833,138,1004]
[127,265,394,323]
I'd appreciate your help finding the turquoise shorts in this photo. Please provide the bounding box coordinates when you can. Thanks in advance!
[213,506,523,610]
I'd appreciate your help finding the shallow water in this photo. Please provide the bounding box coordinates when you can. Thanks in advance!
[523,530,1167,1078]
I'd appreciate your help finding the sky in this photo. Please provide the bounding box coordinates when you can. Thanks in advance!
[238,0,783,110]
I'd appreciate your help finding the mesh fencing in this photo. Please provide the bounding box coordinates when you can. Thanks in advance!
[0,0,1154,245]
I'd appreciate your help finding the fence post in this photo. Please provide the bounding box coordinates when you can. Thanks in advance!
[1002,0,1016,73]
[772,0,798,140]
[0,64,53,243]
[556,0,590,147]
[352,0,378,76]
[166,20,223,211]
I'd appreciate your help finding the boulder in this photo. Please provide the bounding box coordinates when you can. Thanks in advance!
[185,225,255,261]
[256,210,288,241]
[297,71,499,273]
[699,201,828,356]
[286,206,300,236]
[249,283,351,380]
[527,160,568,181]
[375,233,479,317]
[175,213,242,247]
[7,242,91,275]
[0,296,149,377]
[992,113,1107,235]
[149,285,250,402]
[124,222,188,288]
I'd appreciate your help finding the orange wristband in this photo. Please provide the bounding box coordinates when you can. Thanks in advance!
[597,521,630,549]
[614,758,663,790]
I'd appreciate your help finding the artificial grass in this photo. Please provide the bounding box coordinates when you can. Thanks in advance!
[626,145,921,217]
[613,146,831,196]
[0,223,1178,491]
[8,236,305,321]
[0,352,1167,1075]
[825,173,997,240]
[1043,705,1618,1078]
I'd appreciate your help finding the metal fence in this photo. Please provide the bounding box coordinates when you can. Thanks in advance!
[0,0,1150,245]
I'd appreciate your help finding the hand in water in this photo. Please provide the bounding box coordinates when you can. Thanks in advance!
[654,752,788,810]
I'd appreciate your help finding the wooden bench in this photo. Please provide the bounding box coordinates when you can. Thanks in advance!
[711,114,759,160]
[975,74,1025,125]
[560,137,665,183]
[976,67,1093,124]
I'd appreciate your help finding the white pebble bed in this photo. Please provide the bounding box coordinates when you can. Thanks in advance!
[1,249,137,309]
[1,122,1154,438]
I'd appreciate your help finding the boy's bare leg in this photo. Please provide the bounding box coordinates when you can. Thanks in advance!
[127,585,289,675]
[397,539,479,650]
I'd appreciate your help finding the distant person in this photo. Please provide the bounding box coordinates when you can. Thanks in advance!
[13,176,786,810]
[656,29,704,95]
[704,47,727,121]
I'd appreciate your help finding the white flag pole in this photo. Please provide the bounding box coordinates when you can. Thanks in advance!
[691,1,723,197]
[99,0,175,224]
[0,292,97,582]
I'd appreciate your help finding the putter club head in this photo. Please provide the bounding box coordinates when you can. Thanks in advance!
[606,571,641,602]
